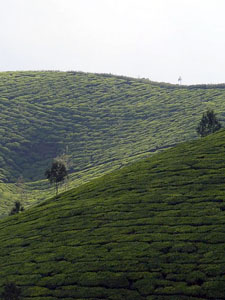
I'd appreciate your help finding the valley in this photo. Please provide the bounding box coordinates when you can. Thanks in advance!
[1,71,225,215]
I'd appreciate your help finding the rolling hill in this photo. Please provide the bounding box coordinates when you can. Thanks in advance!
[1,71,225,215]
[0,130,225,299]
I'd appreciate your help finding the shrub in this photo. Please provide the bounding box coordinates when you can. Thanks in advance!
[1,282,21,300]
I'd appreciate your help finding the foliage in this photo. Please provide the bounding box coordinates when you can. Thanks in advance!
[1,71,225,214]
[9,201,24,216]
[196,108,222,137]
[1,282,21,300]
[45,161,68,194]
[0,130,225,298]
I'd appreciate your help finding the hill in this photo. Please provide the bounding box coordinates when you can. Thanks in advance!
[1,71,225,215]
[0,130,225,299]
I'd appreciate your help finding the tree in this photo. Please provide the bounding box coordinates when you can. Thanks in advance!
[55,146,73,191]
[16,175,27,202]
[56,145,72,170]
[45,160,68,195]
[196,109,221,137]
[9,201,24,216]
[1,282,21,300]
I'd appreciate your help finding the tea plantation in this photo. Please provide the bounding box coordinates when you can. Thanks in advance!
[0,130,225,299]
[1,71,225,215]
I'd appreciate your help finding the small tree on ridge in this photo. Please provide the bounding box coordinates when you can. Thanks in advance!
[196,109,221,137]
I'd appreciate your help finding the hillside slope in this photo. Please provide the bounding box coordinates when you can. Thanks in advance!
[1,71,225,183]
[1,71,225,214]
[0,130,225,299]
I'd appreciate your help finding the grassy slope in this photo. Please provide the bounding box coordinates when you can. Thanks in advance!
[0,130,225,299]
[1,71,225,214]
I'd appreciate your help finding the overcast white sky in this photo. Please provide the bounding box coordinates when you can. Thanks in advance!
[1,0,225,84]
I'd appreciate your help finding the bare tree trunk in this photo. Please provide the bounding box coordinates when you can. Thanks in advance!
[56,182,58,195]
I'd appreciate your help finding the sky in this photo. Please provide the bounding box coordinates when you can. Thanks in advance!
[1,0,225,85]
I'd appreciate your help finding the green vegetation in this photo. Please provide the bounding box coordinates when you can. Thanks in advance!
[9,200,24,216]
[1,282,21,300]
[1,71,225,215]
[196,108,222,137]
[45,161,68,195]
[0,130,225,299]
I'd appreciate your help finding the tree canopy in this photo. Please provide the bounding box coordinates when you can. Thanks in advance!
[45,161,68,194]
[196,109,222,137]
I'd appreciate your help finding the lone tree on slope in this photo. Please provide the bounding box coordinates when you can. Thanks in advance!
[9,201,24,216]
[45,160,68,195]
[196,109,222,137]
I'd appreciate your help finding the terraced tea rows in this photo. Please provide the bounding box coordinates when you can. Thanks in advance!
[0,130,225,299]
[2,71,225,215]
